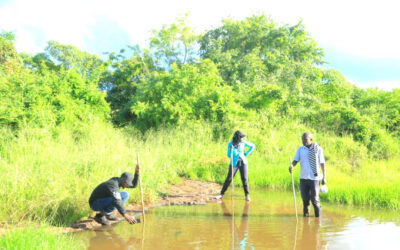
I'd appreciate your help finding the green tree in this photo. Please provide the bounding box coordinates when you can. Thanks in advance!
[100,46,155,125]
[0,34,110,130]
[131,60,239,129]
[44,41,107,83]
[0,31,21,74]
[150,14,199,69]
[20,52,59,72]
[0,67,110,130]
[200,15,324,86]
[352,88,400,136]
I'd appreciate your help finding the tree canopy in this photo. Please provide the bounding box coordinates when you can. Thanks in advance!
[1,14,399,158]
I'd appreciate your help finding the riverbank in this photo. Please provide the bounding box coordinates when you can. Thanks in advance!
[1,121,400,230]
[68,179,222,232]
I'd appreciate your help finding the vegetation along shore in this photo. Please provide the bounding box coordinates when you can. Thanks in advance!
[1,14,399,249]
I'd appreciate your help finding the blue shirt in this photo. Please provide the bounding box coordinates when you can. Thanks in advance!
[227,140,256,167]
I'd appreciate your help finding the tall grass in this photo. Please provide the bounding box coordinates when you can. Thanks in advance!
[0,121,180,225]
[1,116,399,227]
[0,225,84,250]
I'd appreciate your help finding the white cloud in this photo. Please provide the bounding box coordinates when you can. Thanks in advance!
[13,29,43,53]
[109,0,400,60]
[1,0,400,61]
[348,78,399,91]
[1,0,98,52]
[301,0,400,59]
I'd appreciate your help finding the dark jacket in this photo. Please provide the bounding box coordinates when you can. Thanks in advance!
[89,173,138,215]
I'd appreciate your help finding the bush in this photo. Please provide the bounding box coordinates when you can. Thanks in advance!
[368,128,400,160]
[131,60,241,129]
[0,68,110,131]
[301,105,374,145]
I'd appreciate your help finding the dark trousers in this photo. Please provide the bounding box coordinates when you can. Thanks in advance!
[300,179,321,217]
[90,191,129,215]
[220,160,249,195]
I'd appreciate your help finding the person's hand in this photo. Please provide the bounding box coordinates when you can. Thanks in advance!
[322,178,327,185]
[135,163,139,174]
[124,214,137,224]
[289,165,293,173]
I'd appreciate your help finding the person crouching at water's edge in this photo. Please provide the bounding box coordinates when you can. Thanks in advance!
[89,167,139,225]
[216,130,255,201]
[289,132,326,218]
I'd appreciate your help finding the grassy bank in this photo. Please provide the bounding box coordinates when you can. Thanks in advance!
[0,225,84,250]
[1,117,399,228]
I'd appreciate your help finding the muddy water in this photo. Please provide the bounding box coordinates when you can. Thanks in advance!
[76,190,400,249]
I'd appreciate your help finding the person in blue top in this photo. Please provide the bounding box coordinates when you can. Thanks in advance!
[216,130,255,201]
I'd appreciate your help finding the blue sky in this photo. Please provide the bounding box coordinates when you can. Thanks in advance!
[323,46,400,89]
[1,0,399,90]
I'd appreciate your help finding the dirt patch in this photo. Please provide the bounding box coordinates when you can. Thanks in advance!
[67,179,221,232]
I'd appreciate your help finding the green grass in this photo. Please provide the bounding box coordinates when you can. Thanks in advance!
[0,225,84,250]
[0,116,399,229]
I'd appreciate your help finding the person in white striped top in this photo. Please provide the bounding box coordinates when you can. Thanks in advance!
[289,132,326,217]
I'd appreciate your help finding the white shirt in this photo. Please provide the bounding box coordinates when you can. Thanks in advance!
[294,145,325,180]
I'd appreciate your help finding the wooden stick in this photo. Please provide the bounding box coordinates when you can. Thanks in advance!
[231,145,234,199]
[231,145,235,249]
[141,216,145,249]
[293,217,298,250]
[290,157,298,221]
[137,153,145,222]
[231,198,235,249]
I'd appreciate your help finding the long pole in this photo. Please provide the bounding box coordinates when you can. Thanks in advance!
[231,200,234,250]
[231,145,234,198]
[137,153,145,222]
[231,145,235,249]
[290,157,298,221]
[141,217,145,249]
[231,194,235,249]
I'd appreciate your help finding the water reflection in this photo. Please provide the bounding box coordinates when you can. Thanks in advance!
[88,224,141,250]
[296,217,328,250]
[220,201,254,249]
[77,190,400,250]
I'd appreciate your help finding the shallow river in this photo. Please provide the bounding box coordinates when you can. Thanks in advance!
[76,190,400,249]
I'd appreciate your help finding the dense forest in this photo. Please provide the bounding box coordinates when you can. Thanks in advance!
[2,15,399,156]
[1,14,399,227]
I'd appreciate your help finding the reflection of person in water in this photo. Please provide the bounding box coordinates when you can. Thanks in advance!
[296,218,328,250]
[220,201,253,249]
[88,224,141,250]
